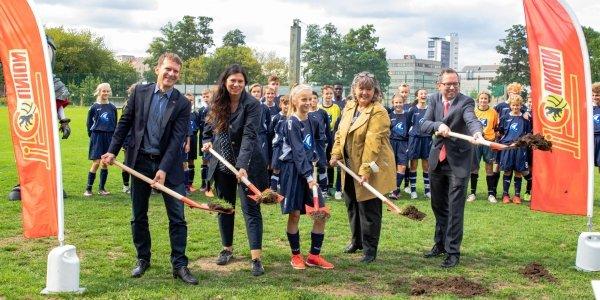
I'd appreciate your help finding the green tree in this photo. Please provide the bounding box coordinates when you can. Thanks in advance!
[222,29,246,47]
[198,46,262,84]
[254,50,289,85]
[180,55,210,84]
[145,16,214,64]
[491,24,530,86]
[66,75,102,106]
[340,25,390,94]
[301,23,343,85]
[583,26,600,82]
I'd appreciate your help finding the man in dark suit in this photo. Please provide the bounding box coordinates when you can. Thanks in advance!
[420,69,483,268]
[101,52,198,284]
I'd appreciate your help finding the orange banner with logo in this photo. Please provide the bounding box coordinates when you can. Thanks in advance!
[0,0,61,237]
[524,0,593,215]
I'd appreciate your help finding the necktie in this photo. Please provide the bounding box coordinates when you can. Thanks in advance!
[439,100,450,162]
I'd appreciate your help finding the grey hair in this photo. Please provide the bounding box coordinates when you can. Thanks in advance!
[351,71,382,102]
[437,68,460,83]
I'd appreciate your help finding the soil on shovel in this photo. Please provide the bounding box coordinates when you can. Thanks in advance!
[309,210,331,222]
[409,276,488,298]
[259,189,280,204]
[400,205,426,221]
[513,133,553,151]
[520,262,557,283]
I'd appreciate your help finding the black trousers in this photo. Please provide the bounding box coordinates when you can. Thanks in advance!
[429,160,468,256]
[130,154,188,268]
[214,170,263,250]
[343,175,382,257]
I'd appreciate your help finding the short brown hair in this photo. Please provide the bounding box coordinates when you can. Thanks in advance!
[157,52,182,67]
[592,82,600,94]
[268,75,280,83]
[321,85,333,92]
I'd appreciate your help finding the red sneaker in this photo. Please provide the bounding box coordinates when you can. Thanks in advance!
[290,254,306,270]
[512,195,522,204]
[502,195,511,204]
[305,254,334,269]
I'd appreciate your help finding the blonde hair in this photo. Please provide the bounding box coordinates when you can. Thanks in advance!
[288,84,312,116]
[477,90,492,100]
[94,82,112,103]
[508,94,523,106]
[506,82,523,95]
[592,82,600,94]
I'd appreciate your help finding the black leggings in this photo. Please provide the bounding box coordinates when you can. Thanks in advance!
[213,170,263,250]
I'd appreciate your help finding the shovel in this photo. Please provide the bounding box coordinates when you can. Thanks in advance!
[336,161,403,214]
[445,131,510,151]
[113,161,234,214]
[208,148,283,204]
[306,165,331,220]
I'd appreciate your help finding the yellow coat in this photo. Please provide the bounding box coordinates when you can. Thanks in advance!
[331,100,396,201]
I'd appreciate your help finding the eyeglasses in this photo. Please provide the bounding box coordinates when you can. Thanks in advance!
[440,82,460,88]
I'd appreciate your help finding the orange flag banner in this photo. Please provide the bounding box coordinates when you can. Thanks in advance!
[0,0,62,237]
[524,0,593,215]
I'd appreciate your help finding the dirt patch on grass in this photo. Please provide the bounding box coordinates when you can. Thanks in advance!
[315,283,392,297]
[520,262,557,283]
[189,256,248,274]
[400,276,487,298]
[400,205,426,221]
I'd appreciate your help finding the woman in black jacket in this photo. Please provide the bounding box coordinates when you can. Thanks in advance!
[201,64,268,276]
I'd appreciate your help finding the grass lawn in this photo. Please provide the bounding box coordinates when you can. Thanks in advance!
[1,106,600,299]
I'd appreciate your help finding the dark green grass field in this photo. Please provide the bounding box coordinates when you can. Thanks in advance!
[1,106,600,299]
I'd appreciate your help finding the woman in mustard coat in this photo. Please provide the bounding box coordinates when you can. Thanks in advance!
[330,71,396,263]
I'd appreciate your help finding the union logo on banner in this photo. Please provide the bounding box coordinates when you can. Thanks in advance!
[537,46,582,159]
[9,49,52,169]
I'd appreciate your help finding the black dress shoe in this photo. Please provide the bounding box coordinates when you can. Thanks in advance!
[251,259,265,276]
[131,259,150,278]
[441,255,460,268]
[360,255,376,263]
[423,245,446,258]
[173,266,199,285]
[344,244,363,253]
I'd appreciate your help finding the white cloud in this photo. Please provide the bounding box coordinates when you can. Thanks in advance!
[35,0,600,69]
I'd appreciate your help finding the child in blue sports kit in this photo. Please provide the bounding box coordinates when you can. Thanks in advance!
[310,91,331,198]
[269,95,290,192]
[388,93,410,200]
[199,88,214,197]
[279,84,334,270]
[593,82,600,173]
[249,84,272,165]
[183,93,201,194]
[84,83,118,196]
[498,95,532,204]
[406,88,432,199]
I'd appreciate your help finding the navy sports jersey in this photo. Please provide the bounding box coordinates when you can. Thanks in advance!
[258,104,271,162]
[407,106,429,137]
[498,114,532,144]
[389,111,409,141]
[87,103,117,133]
[593,105,600,134]
[270,112,287,169]
[309,109,328,167]
[266,103,281,118]
[188,110,200,136]
[280,115,316,180]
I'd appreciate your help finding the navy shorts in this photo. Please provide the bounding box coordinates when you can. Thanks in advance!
[88,131,113,160]
[188,133,198,160]
[472,144,496,168]
[408,136,432,160]
[391,139,409,166]
[279,161,325,214]
[595,134,600,167]
[499,148,529,172]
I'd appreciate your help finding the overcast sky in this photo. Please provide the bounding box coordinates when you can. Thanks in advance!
[36,0,600,69]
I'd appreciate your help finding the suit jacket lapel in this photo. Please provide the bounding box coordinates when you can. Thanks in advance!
[348,102,374,133]
[160,89,178,133]
[142,84,154,123]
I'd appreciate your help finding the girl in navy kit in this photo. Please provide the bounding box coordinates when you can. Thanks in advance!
[269,95,289,192]
[498,95,532,204]
[310,91,330,198]
[279,84,334,270]
[406,88,432,199]
[85,83,118,196]
[593,82,600,173]
[388,93,410,199]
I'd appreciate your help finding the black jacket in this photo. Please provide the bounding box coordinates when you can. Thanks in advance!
[108,83,190,185]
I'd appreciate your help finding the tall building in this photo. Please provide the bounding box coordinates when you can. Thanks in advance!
[386,56,442,101]
[457,64,499,95]
[427,33,459,70]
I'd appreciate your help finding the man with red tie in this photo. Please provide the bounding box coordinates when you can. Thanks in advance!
[419,69,483,268]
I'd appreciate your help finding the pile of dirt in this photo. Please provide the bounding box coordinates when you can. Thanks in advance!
[519,262,557,283]
[309,210,331,221]
[259,189,280,204]
[409,276,487,298]
[400,205,426,221]
[514,133,553,151]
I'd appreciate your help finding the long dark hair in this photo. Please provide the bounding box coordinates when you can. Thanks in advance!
[207,64,248,133]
